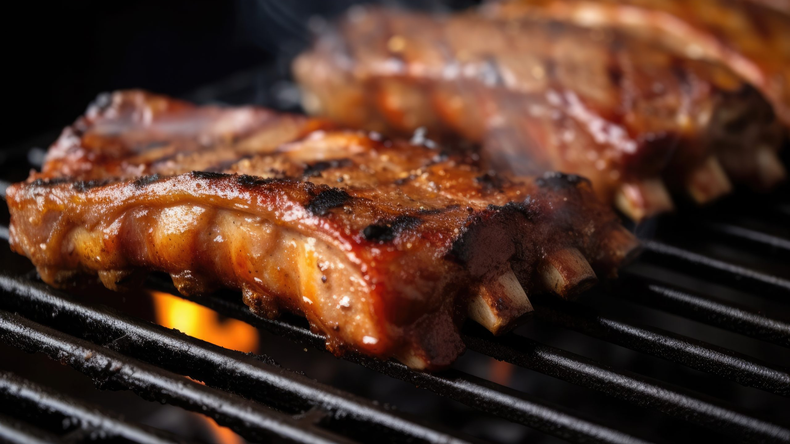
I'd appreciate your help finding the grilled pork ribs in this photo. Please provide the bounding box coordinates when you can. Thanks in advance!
[295,6,786,221]
[6,91,639,370]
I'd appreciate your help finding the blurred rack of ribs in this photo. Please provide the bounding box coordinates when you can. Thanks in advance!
[295,5,786,221]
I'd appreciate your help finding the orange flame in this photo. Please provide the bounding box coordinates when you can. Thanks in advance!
[150,290,258,443]
[204,415,246,444]
[149,290,259,353]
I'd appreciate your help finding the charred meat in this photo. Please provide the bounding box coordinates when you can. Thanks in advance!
[6,91,639,370]
[295,7,785,221]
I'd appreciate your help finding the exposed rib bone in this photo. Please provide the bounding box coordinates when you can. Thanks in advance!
[468,266,533,335]
[395,350,429,370]
[686,156,732,204]
[538,248,597,298]
[754,148,787,190]
[600,226,642,278]
[614,179,674,221]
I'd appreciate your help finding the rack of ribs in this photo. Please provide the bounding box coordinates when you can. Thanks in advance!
[5,90,639,370]
[485,0,790,130]
[294,6,785,221]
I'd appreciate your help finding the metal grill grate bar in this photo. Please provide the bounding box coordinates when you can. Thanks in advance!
[0,372,180,444]
[461,328,790,443]
[0,412,65,444]
[692,221,790,257]
[0,310,356,444]
[531,297,790,396]
[641,240,790,297]
[615,278,790,348]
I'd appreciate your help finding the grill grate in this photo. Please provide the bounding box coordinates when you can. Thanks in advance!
[0,66,788,444]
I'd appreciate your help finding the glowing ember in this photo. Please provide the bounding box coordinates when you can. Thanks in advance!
[489,359,514,386]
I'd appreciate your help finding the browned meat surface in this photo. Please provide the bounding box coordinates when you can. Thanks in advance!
[294,7,785,221]
[746,0,790,13]
[5,90,638,370]
[487,0,790,127]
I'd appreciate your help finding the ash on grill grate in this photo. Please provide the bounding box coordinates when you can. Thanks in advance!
[0,67,788,444]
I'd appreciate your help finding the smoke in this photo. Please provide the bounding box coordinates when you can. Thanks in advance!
[237,0,481,62]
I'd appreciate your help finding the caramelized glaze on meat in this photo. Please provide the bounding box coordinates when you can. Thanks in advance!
[295,6,785,221]
[488,0,790,127]
[6,91,638,370]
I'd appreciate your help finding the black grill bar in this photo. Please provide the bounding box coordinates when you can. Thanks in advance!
[0,274,650,444]
[461,328,790,443]
[0,372,180,444]
[692,221,790,257]
[641,240,790,297]
[0,310,356,444]
[615,278,790,348]
[531,297,790,396]
[145,278,790,444]
[0,274,474,444]
[0,412,64,444]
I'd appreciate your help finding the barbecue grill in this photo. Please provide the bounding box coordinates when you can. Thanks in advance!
[0,65,788,444]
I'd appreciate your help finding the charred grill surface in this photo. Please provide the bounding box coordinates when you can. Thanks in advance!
[5,90,638,370]
[295,6,785,221]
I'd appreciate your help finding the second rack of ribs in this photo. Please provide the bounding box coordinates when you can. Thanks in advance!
[294,6,786,221]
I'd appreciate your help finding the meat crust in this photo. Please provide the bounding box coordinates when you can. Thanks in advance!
[294,6,785,221]
[6,91,638,370]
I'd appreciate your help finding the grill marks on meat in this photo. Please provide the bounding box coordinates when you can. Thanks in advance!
[294,6,786,221]
[6,90,639,370]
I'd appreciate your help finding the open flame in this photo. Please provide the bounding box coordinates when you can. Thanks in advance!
[149,290,259,353]
[203,416,246,444]
[150,290,259,444]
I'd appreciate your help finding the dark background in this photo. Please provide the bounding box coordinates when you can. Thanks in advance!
[3,0,478,153]
[4,1,269,150]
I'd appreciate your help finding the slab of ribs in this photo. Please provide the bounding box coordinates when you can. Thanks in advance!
[6,91,639,369]
[294,1,788,221]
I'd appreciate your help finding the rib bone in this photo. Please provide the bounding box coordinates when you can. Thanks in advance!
[755,148,787,191]
[538,248,597,298]
[686,156,732,204]
[614,179,674,221]
[468,266,533,335]
[600,226,642,278]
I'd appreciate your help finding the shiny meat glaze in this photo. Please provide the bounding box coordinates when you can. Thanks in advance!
[5,90,638,370]
[294,7,784,221]
[488,0,790,127]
